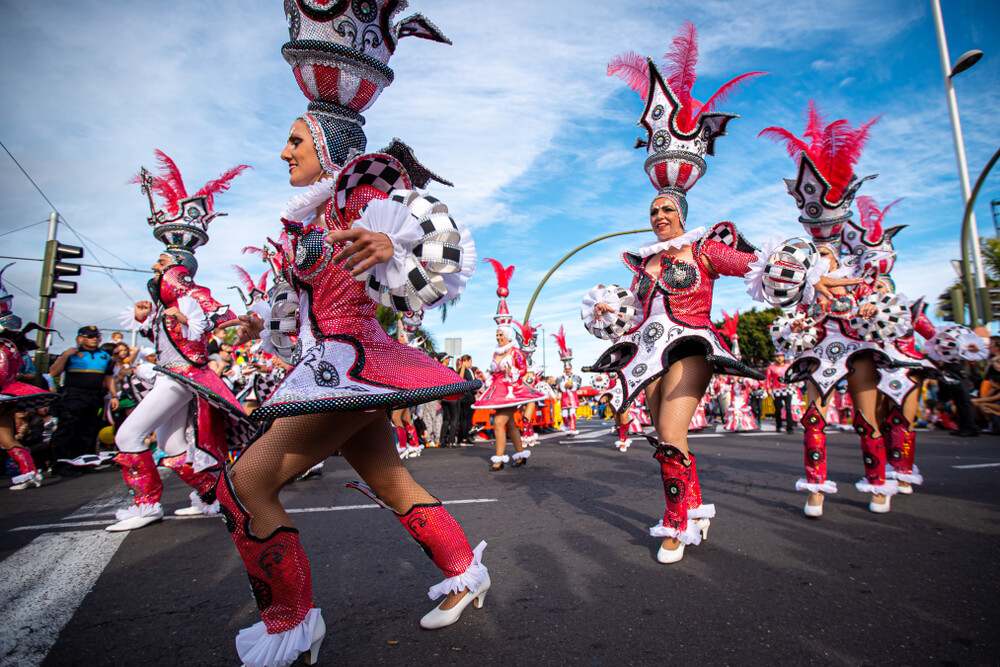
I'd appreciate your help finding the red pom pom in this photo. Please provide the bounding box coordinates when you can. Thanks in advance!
[497,287,509,297]
[344,184,388,222]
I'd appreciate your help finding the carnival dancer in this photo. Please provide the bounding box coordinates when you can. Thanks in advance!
[215,5,486,664]
[723,378,758,432]
[474,260,544,471]
[760,103,924,518]
[0,264,58,490]
[112,153,256,530]
[513,319,542,447]
[553,327,581,435]
[765,351,794,433]
[689,394,709,431]
[582,26,858,562]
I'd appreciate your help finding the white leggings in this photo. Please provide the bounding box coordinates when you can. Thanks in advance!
[116,374,193,456]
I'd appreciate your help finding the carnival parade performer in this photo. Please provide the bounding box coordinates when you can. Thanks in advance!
[0,264,58,490]
[723,378,758,432]
[759,103,934,518]
[553,327,581,435]
[111,153,256,531]
[214,5,486,665]
[765,351,794,433]
[474,259,545,471]
[581,24,845,563]
[513,319,542,447]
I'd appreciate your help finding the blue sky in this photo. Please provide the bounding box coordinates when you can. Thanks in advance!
[1,0,998,376]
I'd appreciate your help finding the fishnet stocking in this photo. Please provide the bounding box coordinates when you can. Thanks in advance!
[493,408,523,456]
[644,355,713,455]
[846,353,882,437]
[230,411,435,538]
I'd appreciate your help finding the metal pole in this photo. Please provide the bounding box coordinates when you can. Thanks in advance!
[36,212,58,350]
[961,145,1000,326]
[931,0,986,302]
[523,229,649,323]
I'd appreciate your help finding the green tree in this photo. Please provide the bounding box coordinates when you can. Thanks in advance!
[712,307,783,368]
[935,237,1000,319]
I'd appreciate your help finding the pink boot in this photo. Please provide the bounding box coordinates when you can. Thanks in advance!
[106,450,164,531]
[7,446,41,490]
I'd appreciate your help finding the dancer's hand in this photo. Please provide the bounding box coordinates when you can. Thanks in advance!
[858,302,878,319]
[134,300,153,320]
[326,228,393,277]
[592,301,613,321]
[789,318,806,333]
[163,306,188,325]
[219,314,264,345]
[815,275,861,302]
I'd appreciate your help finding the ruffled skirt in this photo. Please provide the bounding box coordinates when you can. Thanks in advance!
[0,380,57,412]
[473,380,544,410]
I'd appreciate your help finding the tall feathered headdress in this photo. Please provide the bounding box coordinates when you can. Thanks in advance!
[230,265,270,308]
[512,319,539,364]
[132,150,250,273]
[841,195,905,278]
[483,258,514,328]
[608,21,766,197]
[552,325,573,364]
[759,102,879,246]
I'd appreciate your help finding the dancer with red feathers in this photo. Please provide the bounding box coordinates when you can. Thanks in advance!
[583,23,848,563]
[112,151,256,530]
[474,259,545,470]
[552,326,582,436]
[512,318,543,446]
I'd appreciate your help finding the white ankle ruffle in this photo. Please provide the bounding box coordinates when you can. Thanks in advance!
[114,502,162,521]
[855,479,899,496]
[688,503,716,520]
[490,455,509,464]
[886,464,923,485]
[649,519,704,545]
[796,478,838,494]
[236,607,323,667]
[511,450,530,461]
[188,490,220,515]
[11,471,37,485]
[427,541,488,600]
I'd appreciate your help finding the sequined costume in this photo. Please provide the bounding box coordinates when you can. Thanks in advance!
[723,380,758,431]
[473,344,543,410]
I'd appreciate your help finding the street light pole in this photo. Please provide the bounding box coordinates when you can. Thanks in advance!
[931,0,986,307]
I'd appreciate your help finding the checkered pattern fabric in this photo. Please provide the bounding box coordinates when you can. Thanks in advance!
[581,284,641,340]
[849,293,910,342]
[335,155,408,216]
[762,240,818,306]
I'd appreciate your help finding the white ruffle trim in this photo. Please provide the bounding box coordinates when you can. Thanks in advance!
[855,479,900,496]
[119,309,151,332]
[490,455,510,464]
[114,502,162,521]
[581,284,642,340]
[354,191,476,312]
[926,326,990,363]
[637,227,707,257]
[235,606,324,667]
[176,296,210,341]
[744,237,782,302]
[188,490,220,515]
[803,256,831,304]
[12,471,37,485]
[796,478,838,494]
[280,177,338,223]
[511,450,530,460]
[887,464,923,484]
[427,541,488,600]
[649,519,704,546]
[688,503,716,520]
[134,362,158,383]
[250,300,277,356]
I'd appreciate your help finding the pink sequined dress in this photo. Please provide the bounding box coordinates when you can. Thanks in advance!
[251,220,480,422]
[473,345,544,410]
[0,338,55,411]
[583,224,764,413]
[723,381,758,431]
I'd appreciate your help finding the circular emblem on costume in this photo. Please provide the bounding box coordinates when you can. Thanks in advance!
[219,505,236,533]
[846,231,856,241]
[889,449,903,462]
[806,447,824,464]
[826,342,846,360]
[658,258,699,294]
[248,575,272,611]
[889,379,903,390]
[652,130,670,150]
[664,477,686,504]
[643,322,664,343]
[804,183,816,195]
[651,104,665,120]
[312,360,340,387]
[352,0,378,22]
[632,363,648,377]
[805,203,822,219]
[823,368,838,377]
[804,412,820,426]
[862,453,878,470]
[284,0,300,39]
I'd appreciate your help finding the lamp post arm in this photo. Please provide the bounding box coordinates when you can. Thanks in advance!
[522,229,649,324]
[961,145,1000,326]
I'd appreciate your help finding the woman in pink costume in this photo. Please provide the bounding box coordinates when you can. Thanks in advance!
[215,4,487,666]
[0,264,57,490]
[474,259,544,471]
[724,379,759,432]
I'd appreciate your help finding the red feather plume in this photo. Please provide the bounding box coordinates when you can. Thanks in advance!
[607,50,650,99]
[195,164,252,211]
[512,319,537,342]
[551,325,569,355]
[483,258,515,295]
[758,101,880,202]
[232,265,254,293]
[153,150,188,215]
[855,196,903,243]
[256,270,270,292]
[720,309,740,338]
[242,245,267,259]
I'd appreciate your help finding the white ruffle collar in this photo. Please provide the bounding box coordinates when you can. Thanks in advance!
[493,342,515,355]
[637,226,707,257]
[279,177,338,223]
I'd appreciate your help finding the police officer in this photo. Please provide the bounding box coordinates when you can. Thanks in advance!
[48,325,118,471]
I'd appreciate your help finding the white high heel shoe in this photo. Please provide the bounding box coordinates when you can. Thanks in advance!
[303,614,325,666]
[869,494,891,514]
[419,574,491,630]
[692,518,710,540]
[656,539,684,564]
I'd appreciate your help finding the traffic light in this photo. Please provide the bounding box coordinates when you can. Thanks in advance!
[987,287,1000,321]
[938,286,966,326]
[40,240,83,297]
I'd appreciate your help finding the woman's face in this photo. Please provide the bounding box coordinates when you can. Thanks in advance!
[649,196,682,242]
[114,343,129,359]
[496,329,510,346]
[818,245,839,271]
[281,120,325,188]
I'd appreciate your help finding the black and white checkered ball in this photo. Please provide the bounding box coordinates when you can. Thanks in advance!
[849,293,910,342]
[762,239,818,307]
[770,313,819,354]
[582,284,640,340]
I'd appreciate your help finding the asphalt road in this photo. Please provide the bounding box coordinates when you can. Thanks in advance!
[2,419,998,667]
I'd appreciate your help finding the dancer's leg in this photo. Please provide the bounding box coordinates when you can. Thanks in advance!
[2,410,41,489]
[847,354,897,508]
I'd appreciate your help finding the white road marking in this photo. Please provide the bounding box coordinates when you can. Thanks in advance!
[11,498,499,532]
[0,530,127,665]
[951,462,1000,469]
[62,487,132,520]
[689,433,723,438]
[562,439,603,443]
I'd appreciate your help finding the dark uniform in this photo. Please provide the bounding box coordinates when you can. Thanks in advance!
[51,346,114,462]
